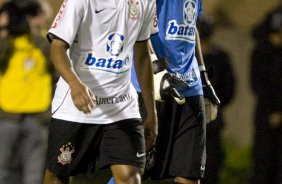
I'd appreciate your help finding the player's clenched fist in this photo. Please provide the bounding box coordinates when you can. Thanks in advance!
[69,81,96,114]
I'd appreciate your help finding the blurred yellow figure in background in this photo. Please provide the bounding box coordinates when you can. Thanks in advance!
[0,1,52,183]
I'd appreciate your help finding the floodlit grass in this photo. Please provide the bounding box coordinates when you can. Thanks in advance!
[219,139,252,184]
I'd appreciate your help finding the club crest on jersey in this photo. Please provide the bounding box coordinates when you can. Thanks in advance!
[165,0,197,43]
[128,0,139,20]
[24,58,35,71]
[58,142,75,165]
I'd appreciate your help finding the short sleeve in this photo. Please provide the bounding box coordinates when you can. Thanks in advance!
[137,1,158,41]
[47,0,86,46]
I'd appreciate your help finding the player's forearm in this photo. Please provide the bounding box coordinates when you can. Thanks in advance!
[134,41,156,117]
[195,29,210,83]
[138,60,156,116]
[195,29,205,66]
[50,39,82,88]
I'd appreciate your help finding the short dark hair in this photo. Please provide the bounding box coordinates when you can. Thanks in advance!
[0,1,30,36]
[19,0,43,17]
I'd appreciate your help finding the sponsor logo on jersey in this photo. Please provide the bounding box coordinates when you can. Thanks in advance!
[84,54,130,74]
[83,33,130,74]
[58,142,75,165]
[51,0,68,29]
[174,69,198,86]
[95,8,106,14]
[165,0,197,42]
[107,33,124,57]
[95,94,133,105]
[128,0,139,20]
[183,0,197,25]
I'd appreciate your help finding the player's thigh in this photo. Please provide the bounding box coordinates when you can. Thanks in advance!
[45,118,103,179]
[110,164,143,183]
[98,118,146,170]
[171,96,206,178]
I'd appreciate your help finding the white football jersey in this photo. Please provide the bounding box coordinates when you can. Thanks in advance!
[48,0,156,124]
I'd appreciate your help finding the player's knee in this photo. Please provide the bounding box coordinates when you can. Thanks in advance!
[174,176,199,184]
[111,165,143,184]
[44,169,70,184]
[115,170,142,183]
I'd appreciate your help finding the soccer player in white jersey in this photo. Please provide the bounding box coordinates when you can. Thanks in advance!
[43,0,158,184]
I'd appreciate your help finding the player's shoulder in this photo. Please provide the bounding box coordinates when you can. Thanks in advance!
[62,0,88,10]
[140,0,156,14]
[140,0,155,7]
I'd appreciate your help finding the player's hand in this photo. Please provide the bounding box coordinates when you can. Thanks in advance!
[144,114,158,151]
[200,68,220,123]
[143,146,157,180]
[204,98,219,123]
[200,70,220,105]
[143,112,158,180]
[152,57,189,105]
[69,81,96,114]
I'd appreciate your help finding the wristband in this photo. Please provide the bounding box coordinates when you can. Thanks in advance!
[198,65,206,72]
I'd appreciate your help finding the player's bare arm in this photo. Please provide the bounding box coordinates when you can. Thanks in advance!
[134,40,158,150]
[195,28,220,123]
[195,28,205,67]
[196,28,220,104]
[50,38,96,114]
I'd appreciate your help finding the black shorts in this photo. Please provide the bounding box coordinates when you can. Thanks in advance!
[150,96,206,180]
[45,118,145,179]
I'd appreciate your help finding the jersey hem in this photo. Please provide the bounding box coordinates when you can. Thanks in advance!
[51,113,142,124]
